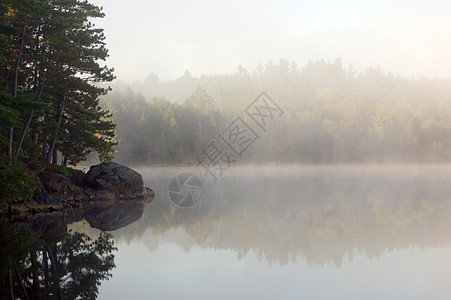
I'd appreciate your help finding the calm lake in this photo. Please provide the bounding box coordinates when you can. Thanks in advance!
[3,165,451,299]
[71,165,451,300]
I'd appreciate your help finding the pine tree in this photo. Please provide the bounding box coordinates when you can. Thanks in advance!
[0,0,116,205]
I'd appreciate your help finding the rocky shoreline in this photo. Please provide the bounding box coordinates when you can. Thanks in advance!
[3,162,154,216]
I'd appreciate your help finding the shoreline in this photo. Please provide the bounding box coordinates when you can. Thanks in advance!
[1,162,155,218]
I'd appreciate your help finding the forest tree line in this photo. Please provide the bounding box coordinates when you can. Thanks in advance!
[0,0,115,205]
[103,59,451,165]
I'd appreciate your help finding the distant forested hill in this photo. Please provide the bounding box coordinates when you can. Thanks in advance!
[102,59,451,165]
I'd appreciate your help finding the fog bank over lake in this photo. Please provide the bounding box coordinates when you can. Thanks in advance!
[66,165,451,299]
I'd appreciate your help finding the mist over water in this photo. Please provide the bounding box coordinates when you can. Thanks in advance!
[75,165,451,299]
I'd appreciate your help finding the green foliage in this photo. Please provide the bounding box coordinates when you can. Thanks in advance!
[0,0,116,207]
[0,158,34,207]
[101,87,220,164]
[47,165,70,177]
[0,91,19,128]
[0,0,115,173]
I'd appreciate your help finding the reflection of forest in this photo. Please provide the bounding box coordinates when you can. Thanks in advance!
[0,214,117,299]
[111,167,451,266]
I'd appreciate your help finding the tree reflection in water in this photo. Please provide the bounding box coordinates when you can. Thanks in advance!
[113,166,451,266]
[0,219,117,300]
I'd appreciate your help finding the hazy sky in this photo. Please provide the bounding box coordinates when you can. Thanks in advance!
[90,0,451,81]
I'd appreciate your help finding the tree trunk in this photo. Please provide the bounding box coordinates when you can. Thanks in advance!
[5,65,10,91]
[15,267,30,300]
[8,127,13,159]
[47,94,66,163]
[9,265,14,300]
[52,147,57,165]
[41,134,47,158]
[30,26,43,148]
[8,16,28,161]
[32,132,38,144]
[15,110,33,160]
[31,251,39,297]
[46,243,64,300]
[16,82,46,158]
[13,17,27,98]
[43,249,50,298]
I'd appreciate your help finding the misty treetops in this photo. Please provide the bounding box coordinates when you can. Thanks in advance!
[105,59,451,165]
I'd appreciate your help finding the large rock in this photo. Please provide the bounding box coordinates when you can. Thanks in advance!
[84,162,144,195]
[70,170,85,187]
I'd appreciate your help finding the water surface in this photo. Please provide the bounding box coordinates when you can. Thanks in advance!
[72,165,451,299]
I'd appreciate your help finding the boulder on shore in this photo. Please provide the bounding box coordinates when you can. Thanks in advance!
[83,162,144,195]
[24,162,154,215]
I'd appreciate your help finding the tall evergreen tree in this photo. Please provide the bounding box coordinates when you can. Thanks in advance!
[0,0,116,206]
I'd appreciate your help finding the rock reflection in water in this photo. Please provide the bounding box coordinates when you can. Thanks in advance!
[84,201,145,231]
